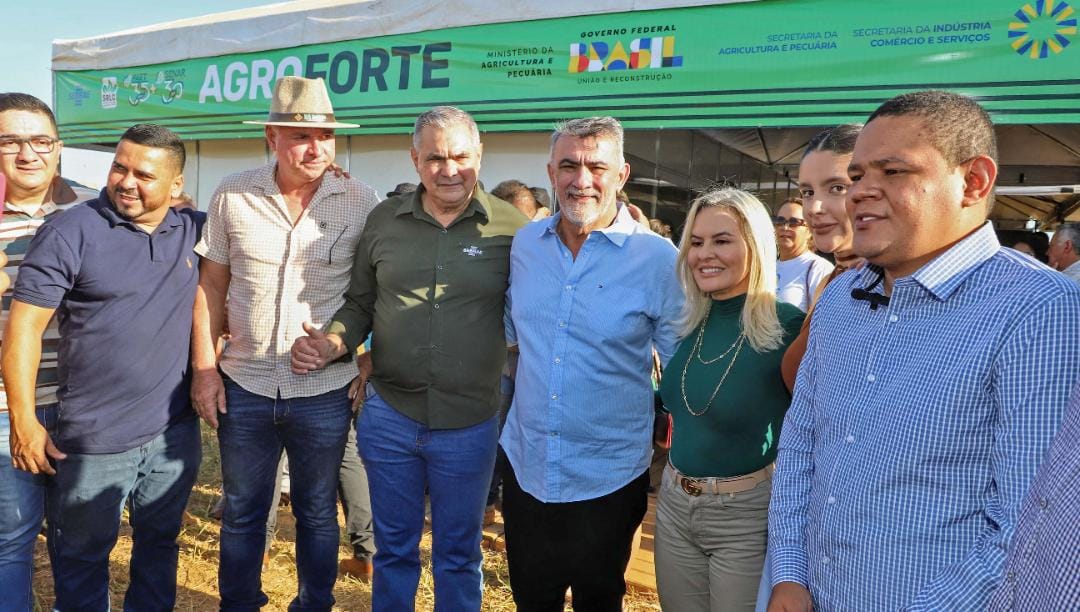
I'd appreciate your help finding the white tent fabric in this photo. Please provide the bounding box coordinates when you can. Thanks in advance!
[52,0,753,71]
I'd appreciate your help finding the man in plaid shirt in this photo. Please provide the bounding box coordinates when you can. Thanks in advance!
[191,77,380,610]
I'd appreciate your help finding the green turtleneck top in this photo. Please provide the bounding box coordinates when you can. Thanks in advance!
[659,294,804,478]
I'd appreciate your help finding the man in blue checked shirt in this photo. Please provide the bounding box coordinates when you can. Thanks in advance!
[767,91,1080,612]
[500,116,683,611]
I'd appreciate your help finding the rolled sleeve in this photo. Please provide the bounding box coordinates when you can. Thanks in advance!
[193,186,230,265]
[11,224,79,309]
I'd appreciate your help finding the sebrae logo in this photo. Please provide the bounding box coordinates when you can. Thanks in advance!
[1009,0,1077,58]
[569,36,682,73]
[100,77,118,109]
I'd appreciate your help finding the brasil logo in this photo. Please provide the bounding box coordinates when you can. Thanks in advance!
[569,37,682,73]
[1009,0,1077,58]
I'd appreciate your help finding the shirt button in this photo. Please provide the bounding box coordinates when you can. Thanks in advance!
[558,321,567,328]
[433,303,440,309]
[1039,497,1049,509]
[551,394,558,400]
[564,285,573,291]
[430,344,438,349]
[441,228,447,234]
[845,435,855,444]
[554,357,561,364]
[827,496,836,504]
[550,431,558,437]
[822,556,830,565]
[889,315,899,323]
[436,264,444,270]
[866,374,876,383]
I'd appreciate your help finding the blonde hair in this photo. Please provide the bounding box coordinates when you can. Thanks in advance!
[676,187,783,352]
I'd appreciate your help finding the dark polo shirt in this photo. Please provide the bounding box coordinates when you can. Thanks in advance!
[327,187,527,429]
[13,190,203,454]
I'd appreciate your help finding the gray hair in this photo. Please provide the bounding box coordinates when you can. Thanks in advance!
[1056,222,1080,255]
[412,106,480,149]
[550,116,624,163]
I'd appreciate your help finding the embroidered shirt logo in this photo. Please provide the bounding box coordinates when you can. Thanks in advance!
[462,245,484,257]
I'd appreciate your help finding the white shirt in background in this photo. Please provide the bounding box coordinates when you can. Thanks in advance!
[777,251,834,312]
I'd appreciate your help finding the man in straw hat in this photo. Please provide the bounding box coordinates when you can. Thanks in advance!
[191,76,380,610]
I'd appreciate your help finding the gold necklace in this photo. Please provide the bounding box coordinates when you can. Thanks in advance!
[681,304,745,417]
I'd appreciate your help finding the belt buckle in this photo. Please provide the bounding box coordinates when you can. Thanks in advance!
[680,477,702,496]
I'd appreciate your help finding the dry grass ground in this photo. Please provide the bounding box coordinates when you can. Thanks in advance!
[31,426,661,611]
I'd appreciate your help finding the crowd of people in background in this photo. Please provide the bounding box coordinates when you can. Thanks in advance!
[1,76,1078,612]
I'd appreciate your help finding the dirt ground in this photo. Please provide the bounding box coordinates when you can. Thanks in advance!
[30,426,661,611]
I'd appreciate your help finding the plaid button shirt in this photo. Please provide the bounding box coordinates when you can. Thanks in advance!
[769,223,1080,610]
[195,163,379,399]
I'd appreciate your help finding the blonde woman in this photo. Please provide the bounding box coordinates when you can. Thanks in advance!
[655,187,804,611]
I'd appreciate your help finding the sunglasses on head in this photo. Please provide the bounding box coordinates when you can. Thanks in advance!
[771,215,807,229]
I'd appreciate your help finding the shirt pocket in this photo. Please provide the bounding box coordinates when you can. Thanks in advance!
[317,221,356,266]
[579,284,649,340]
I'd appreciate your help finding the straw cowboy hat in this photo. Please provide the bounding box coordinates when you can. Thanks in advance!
[244,76,359,129]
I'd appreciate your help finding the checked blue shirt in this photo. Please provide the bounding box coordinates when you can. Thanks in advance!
[988,382,1080,612]
[769,223,1080,611]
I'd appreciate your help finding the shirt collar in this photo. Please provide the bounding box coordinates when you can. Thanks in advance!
[395,185,491,223]
[855,222,1000,301]
[95,188,183,231]
[254,161,349,199]
[4,200,57,218]
[540,203,638,248]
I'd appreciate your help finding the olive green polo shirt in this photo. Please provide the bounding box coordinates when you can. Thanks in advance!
[327,187,528,429]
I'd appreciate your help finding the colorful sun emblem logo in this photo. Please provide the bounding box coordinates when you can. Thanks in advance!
[1009,0,1077,58]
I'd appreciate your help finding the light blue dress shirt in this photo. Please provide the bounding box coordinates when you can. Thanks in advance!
[501,205,683,503]
[769,223,1080,611]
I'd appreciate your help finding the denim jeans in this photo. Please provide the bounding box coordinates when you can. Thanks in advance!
[46,415,201,612]
[0,406,54,612]
[357,387,498,612]
[217,380,351,612]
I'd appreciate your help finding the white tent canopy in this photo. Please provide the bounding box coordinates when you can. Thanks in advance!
[52,0,749,71]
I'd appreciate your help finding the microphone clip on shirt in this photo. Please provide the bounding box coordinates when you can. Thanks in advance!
[851,270,891,311]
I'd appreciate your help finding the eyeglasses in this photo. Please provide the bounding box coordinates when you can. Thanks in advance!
[771,215,807,229]
[0,136,59,155]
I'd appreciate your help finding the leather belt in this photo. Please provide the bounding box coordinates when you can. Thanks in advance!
[666,462,774,496]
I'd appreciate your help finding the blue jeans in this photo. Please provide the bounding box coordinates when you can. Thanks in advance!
[217,380,351,612]
[46,415,201,612]
[357,387,498,612]
[0,407,54,612]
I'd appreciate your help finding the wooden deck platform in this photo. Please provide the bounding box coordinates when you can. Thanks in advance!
[481,492,658,592]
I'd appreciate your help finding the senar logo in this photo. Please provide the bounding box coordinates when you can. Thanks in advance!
[1009,0,1077,58]
[569,36,682,73]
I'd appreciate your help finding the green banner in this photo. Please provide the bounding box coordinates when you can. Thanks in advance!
[54,0,1080,144]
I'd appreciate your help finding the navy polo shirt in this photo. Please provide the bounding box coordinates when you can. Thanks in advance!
[13,190,203,454]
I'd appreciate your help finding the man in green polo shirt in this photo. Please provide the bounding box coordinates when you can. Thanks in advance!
[291,105,527,611]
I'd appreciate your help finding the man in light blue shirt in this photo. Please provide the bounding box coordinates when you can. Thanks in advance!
[767,91,1080,611]
[500,116,682,611]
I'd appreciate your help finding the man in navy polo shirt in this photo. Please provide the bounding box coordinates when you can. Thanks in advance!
[1,124,203,611]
